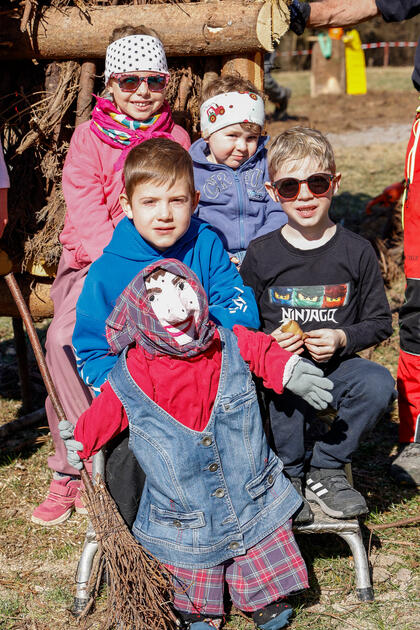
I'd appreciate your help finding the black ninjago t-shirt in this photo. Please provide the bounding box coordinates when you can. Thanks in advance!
[240,225,393,358]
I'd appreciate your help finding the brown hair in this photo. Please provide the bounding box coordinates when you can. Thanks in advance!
[267,126,336,180]
[123,138,195,201]
[146,269,167,283]
[109,25,161,44]
[201,73,263,137]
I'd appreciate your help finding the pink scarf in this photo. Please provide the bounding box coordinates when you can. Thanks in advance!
[90,95,176,171]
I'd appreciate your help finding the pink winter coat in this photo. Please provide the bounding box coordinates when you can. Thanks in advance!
[60,120,191,270]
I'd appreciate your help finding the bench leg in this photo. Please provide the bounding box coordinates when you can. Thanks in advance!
[73,521,99,615]
[338,529,374,601]
[72,450,105,616]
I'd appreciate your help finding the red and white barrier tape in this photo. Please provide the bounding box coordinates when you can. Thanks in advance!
[279,41,417,57]
[362,41,417,49]
[279,49,312,56]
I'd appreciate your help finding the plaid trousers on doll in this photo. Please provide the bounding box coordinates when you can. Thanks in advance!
[164,521,308,617]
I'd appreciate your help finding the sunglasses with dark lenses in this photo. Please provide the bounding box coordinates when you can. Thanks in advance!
[115,74,168,93]
[272,173,335,200]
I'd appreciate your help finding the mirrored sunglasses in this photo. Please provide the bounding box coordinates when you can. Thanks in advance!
[114,74,168,93]
[272,173,335,200]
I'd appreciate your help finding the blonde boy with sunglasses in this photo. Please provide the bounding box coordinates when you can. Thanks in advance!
[240,127,395,524]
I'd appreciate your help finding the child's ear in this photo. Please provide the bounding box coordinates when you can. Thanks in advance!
[265,181,279,203]
[191,190,200,213]
[119,192,133,219]
[333,172,342,195]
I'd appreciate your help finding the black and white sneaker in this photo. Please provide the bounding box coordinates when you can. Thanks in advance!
[290,477,314,524]
[306,468,368,519]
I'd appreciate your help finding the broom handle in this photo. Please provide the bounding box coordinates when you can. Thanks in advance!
[4,271,91,488]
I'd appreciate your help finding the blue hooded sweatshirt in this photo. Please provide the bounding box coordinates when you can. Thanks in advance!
[73,216,260,393]
[190,136,287,254]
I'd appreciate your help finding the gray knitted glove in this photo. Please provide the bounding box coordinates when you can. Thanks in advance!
[58,420,83,471]
[285,359,333,410]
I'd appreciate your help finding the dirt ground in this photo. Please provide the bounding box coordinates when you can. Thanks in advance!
[266,89,418,139]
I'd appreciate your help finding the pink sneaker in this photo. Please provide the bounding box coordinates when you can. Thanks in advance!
[31,476,80,526]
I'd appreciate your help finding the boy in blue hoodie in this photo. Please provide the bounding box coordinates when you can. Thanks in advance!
[72,137,260,525]
[190,74,287,266]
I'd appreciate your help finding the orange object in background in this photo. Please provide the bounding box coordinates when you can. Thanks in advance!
[329,28,344,40]
[365,180,405,214]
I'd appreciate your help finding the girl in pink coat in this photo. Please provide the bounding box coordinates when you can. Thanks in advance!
[32,25,190,526]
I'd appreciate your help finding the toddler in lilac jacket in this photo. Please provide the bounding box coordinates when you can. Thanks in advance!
[190,74,287,266]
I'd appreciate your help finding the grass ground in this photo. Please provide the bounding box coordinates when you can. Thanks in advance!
[272,66,415,99]
[0,67,419,629]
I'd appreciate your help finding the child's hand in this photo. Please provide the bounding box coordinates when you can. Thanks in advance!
[230,255,241,271]
[271,326,305,354]
[304,328,347,363]
[58,420,84,471]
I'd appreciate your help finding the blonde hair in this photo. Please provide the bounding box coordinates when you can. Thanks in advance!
[201,73,263,136]
[109,25,161,45]
[268,127,336,180]
[123,138,195,201]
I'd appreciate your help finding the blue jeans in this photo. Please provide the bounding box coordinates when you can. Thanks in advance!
[268,356,396,478]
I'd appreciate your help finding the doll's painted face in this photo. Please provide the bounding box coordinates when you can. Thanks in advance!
[145,269,200,345]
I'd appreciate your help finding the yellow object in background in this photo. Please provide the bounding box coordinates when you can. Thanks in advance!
[343,29,367,95]
[25,259,57,278]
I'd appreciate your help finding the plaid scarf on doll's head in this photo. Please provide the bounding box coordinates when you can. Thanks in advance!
[106,259,216,358]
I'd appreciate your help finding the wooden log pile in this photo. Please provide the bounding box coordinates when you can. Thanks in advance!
[1,2,269,59]
[0,0,289,316]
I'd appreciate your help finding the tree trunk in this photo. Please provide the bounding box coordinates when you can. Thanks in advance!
[45,61,62,142]
[1,2,271,60]
[202,56,220,93]
[174,66,194,111]
[75,61,96,126]
[221,52,264,91]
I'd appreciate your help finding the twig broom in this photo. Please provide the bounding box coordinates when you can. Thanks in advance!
[4,271,177,629]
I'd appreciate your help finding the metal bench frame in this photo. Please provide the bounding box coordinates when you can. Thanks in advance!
[72,457,374,615]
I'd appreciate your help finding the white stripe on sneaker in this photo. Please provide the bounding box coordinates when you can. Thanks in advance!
[307,478,329,497]
[310,482,323,491]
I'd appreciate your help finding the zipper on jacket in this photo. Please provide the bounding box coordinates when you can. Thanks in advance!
[233,172,246,250]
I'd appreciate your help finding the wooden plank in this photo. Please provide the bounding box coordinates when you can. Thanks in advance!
[310,39,346,97]
[0,275,54,319]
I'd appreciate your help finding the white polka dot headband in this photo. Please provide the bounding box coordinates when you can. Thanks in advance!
[105,35,169,84]
[200,91,265,137]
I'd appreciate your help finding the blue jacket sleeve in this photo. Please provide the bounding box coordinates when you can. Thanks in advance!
[205,233,260,329]
[376,0,420,22]
[72,272,118,394]
[73,313,118,395]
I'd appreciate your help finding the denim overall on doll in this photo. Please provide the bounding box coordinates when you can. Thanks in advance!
[108,326,300,569]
